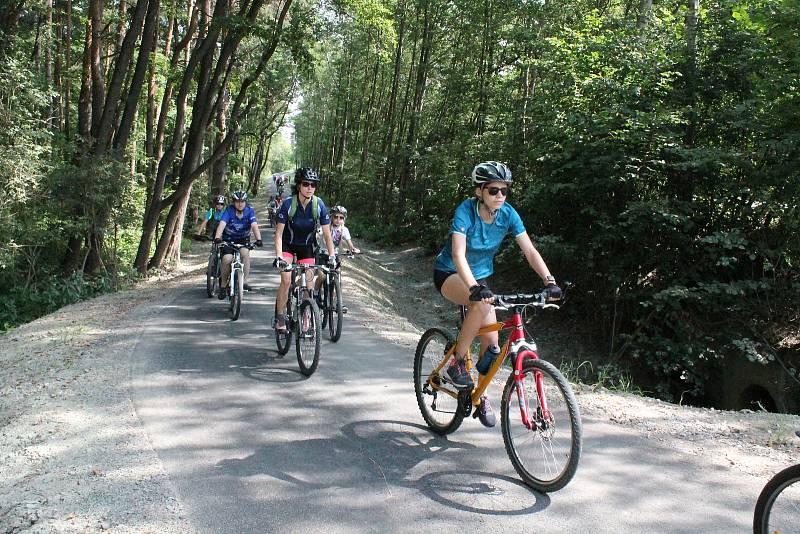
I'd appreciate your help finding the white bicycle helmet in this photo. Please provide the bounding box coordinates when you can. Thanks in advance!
[471,161,513,186]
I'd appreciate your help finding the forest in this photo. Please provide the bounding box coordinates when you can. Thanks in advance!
[1,0,798,407]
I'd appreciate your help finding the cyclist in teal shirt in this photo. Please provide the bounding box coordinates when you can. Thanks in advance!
[433,161,562,428]
[198,195,226,237]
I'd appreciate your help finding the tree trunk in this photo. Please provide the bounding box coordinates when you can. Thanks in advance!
[44,0,54,129]
[398,0,434,214]
[89,0,105,137]
[114,0,160,151]
[141,0,292,271]
[210,86,230,195]
[636,0,653,30]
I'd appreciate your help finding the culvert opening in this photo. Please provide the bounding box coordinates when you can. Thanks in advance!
[738,385,777,412]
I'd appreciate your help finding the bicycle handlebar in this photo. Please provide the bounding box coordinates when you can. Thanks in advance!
[493,291,561,310]
[274,261,330,273]
[220,241,255,250]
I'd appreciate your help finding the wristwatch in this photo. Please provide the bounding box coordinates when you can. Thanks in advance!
[544,275,556,284]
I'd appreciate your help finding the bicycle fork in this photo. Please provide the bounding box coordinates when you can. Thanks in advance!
[230,253,242,296]
[513,351,551,431]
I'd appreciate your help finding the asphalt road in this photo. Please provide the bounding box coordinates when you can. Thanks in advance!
[131,227,764,533]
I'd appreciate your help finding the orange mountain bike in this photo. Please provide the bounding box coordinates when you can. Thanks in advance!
[413,291,582,492]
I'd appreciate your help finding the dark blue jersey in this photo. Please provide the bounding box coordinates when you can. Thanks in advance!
[220,205,258,241]
[277,196,331,246]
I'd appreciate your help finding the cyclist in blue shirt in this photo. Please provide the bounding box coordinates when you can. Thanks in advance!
[213,191,263,298]
[272,168,336,332]
[433,161,562,428]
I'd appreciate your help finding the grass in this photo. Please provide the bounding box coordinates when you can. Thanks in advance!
[560,359,645,395]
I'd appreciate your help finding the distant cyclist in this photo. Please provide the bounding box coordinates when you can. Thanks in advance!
[272,168,336,332]
[213,191,263,298]
[433,161,562,428]
[198,195,226,238]
[313,205,360,296]
[267,195,279,225]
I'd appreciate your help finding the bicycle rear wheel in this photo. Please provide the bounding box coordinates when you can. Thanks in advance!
[275,300,292,355]
[500,357,581,492]
[296,299,321,376]
[230,270,242,321]
[413,328,464,435]
[328,277,343,342]
[754,464,800,534]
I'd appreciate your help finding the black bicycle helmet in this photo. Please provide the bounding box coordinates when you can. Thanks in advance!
[294,168,320,184]
[231,191,248,201]
[471,161,513,186]
[214,195,226,204]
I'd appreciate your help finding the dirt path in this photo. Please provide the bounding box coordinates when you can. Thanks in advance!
[0,237,798,533]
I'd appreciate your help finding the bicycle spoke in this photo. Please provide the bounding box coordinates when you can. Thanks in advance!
[501,359,581,492]
[414,328,464,434]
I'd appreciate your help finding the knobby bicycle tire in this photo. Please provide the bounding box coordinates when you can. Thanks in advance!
[230,269,242,321]
[413,328,464,435]
[206,253,218,298]
[753,463,800,534]
[328,276,343,342]
[275,299,293,355]
[296,299,321,376]
[500,357,582,492]
[321,279,329,330]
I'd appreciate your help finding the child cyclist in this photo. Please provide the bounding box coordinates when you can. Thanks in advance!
[433,161,562,428]
[314,205,360,296]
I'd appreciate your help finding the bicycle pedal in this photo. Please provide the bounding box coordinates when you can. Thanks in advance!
[458,391,473,417]
[341,306,348,314]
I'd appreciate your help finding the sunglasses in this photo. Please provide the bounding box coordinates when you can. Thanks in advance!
[333,215,345,220]
[486,186,509,197]
[234,199,246,202]
[300,181,317,188]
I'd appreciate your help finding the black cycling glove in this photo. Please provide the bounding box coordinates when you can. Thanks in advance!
[213,237,222,244]
[273,258,288,269]
[469,283,494,302]
[255,239,263,247]
[545,283,563,300]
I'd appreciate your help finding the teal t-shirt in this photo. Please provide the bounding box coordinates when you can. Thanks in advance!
[434,199,526,279]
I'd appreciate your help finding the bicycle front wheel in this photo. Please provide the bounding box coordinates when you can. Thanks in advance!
[413,328,464,435]
[206,255,217,298]
[296,299,321,376]
[320,281,329,330]
[230,270,242,321]
[754,464,800,534]
[275,299,293,355]
[328,277,343,342]
[501,358,581,492]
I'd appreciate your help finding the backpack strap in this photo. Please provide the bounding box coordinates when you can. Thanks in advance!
[288,195,320,224]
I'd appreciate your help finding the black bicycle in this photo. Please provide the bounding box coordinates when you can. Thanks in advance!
[319,251,357,341]
[205,242,221,298]
[753,431,800,534]
[274,260,323,376]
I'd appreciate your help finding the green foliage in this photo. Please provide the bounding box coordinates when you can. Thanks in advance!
[294,0,800,405]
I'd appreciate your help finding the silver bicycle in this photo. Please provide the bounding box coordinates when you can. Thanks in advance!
[221,241,254,321]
